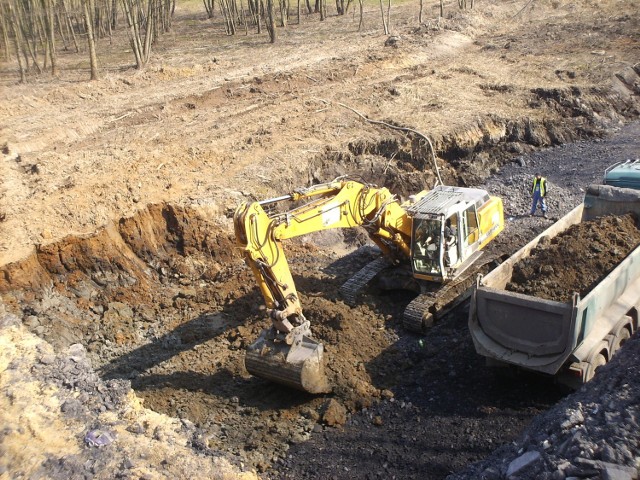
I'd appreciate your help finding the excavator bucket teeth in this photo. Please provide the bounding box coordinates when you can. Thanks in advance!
[245,328,331,394]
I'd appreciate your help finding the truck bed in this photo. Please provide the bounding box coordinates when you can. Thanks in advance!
[469,195,640,376]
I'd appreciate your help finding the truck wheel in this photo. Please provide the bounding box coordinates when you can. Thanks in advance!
[612,328,631,354]
[585,353,607,382]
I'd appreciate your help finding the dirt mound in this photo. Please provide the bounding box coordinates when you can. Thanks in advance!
[304,297,390,408]
[507,214,640,302]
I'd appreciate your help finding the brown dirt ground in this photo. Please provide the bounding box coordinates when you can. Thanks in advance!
[507,213,640,302]
[1,0,639,477]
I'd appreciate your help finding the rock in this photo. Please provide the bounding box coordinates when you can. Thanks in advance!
[384,35,401,48]
[39,354,56,365]
[322,399,347,427]
[381,389,394,400]
[561,409,585,430]
[301,407,320,422]
[0,312,21,328]
[506,450,542,477]
[103,302,134,321]
[60,398,85,417]
[24,315,40,328]
[575,459,638,480]
[372,416,383,426]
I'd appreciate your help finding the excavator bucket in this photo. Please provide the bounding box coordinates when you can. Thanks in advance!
[244,322,331,394]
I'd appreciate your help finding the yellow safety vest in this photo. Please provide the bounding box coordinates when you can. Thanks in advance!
[532,177,547,196]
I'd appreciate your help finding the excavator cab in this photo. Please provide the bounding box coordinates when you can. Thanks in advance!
[411,217,444,279]
[411,213,462,281]
[407,186,503,283]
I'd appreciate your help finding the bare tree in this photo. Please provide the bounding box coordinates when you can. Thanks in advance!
[121,0,172,67]
[82,0,99,79]
[203,0,215,18]
[42,0,57,75]
[264,0,276,41]
[379,0,389,34]
[0,1,12,60]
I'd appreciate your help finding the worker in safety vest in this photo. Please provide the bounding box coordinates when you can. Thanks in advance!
[530,173,548,218]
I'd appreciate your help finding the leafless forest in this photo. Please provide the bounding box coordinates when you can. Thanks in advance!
[0,0,480,81]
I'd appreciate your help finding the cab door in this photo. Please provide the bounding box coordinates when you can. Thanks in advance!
[461,204,480,259]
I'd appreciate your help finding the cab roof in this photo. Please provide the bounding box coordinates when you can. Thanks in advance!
[406,185,490,218]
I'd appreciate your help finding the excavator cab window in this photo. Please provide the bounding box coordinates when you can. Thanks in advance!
[463,205,479,246]
[444,214,459,267]
[411,218,442,277]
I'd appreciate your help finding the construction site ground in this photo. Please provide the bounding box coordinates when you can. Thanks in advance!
[1,0,639,478]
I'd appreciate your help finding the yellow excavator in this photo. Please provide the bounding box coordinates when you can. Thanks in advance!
[234,177,504,393]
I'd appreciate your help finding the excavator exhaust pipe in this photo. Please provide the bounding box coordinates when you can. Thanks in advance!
[245,322,331,394]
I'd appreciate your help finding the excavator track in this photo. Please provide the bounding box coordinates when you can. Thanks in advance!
[403,255,497,332]
[339,256,393,305]
[403,294,436,332]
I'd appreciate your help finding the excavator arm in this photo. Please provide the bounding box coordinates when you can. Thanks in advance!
[233,178,420,392]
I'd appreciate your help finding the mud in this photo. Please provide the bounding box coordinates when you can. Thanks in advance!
[507,214,640,302]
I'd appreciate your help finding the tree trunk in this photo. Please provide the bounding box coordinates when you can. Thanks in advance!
[418,0,423,24]
[14,0,42,73]
[279,0,287,27]
[378,0,388,34]
[357,0,363,30]
[143,0,154,60]
[264,0,276,42]
[0,5,11,60]
[44,0,57,75]
[9,12,27,82]
[386,0,390,31]
[60,0,80,53]
[82,0,99,79]
[439,0,443,17]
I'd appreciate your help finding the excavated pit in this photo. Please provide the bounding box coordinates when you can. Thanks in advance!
[2,115,639,475]
[0,202,421,471]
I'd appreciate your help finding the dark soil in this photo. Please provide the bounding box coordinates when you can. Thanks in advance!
[271,122,640,479]
[507,213,640,302]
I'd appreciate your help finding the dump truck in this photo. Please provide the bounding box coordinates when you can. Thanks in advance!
[469,182,640,386]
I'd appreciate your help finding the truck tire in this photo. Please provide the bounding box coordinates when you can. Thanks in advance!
[612,327,631,353]
[585,353,607,382]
